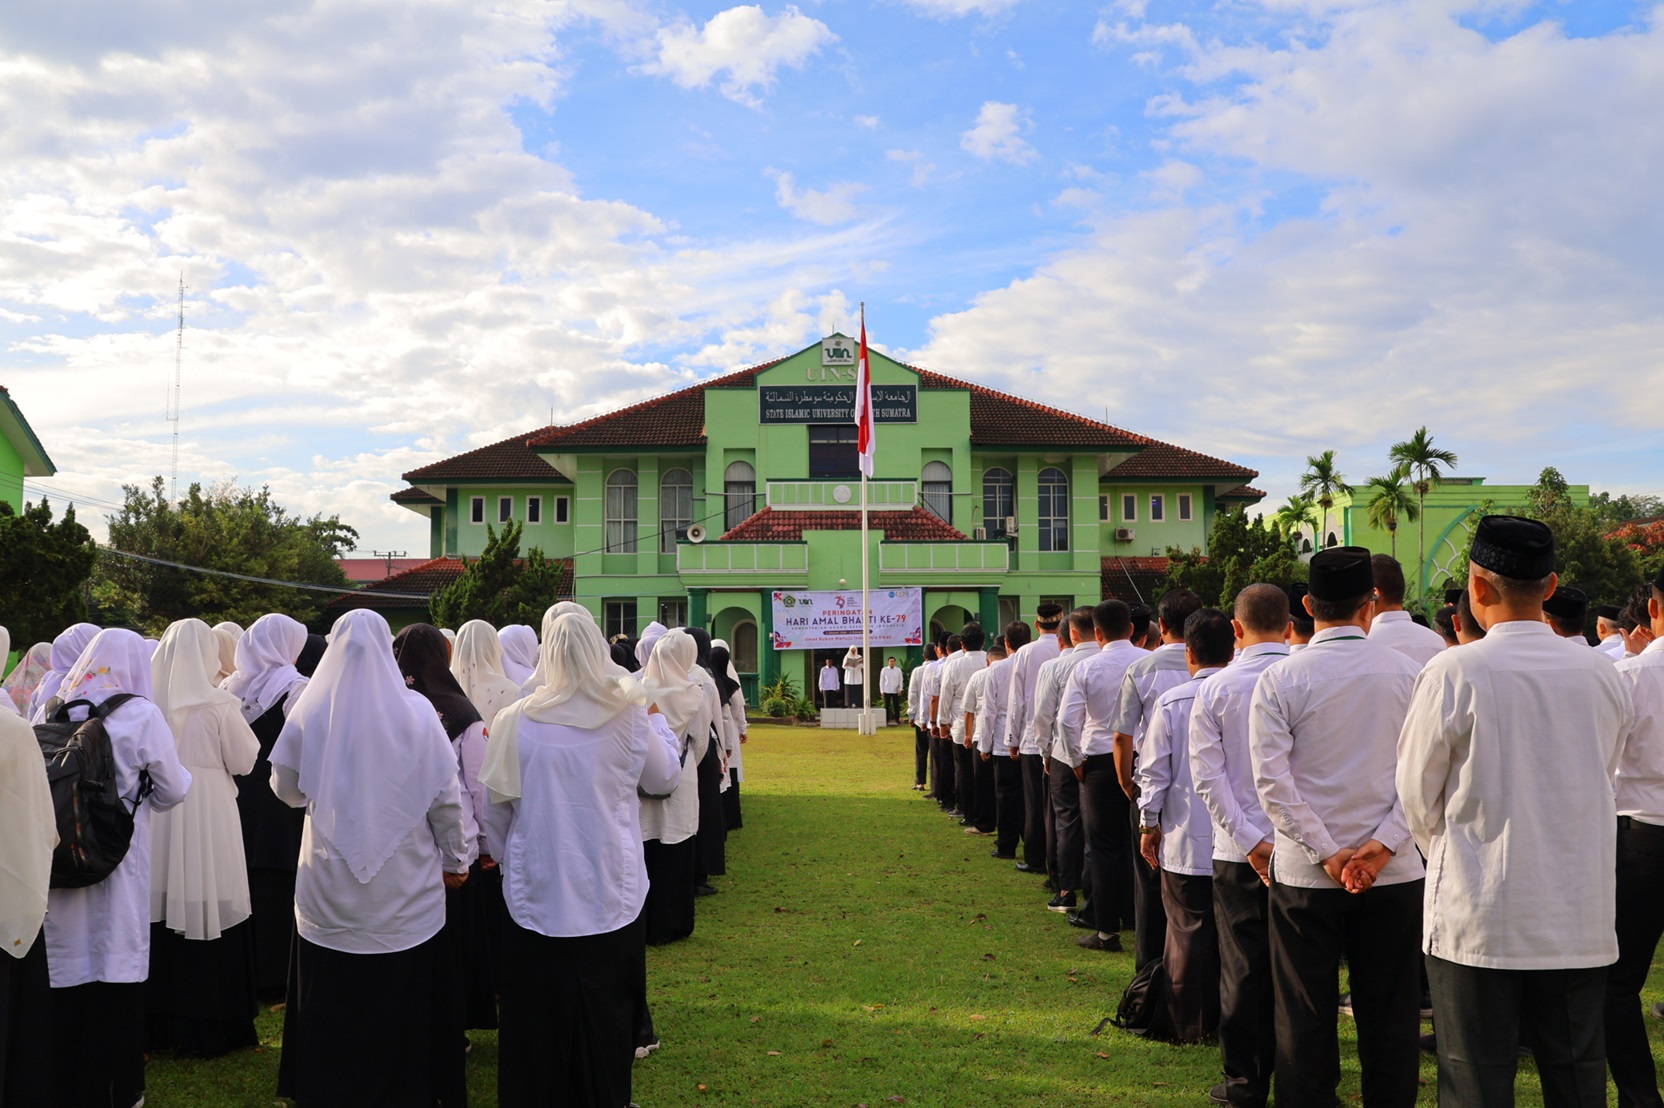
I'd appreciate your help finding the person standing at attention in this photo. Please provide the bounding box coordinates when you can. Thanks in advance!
[819,658,842,710]
[879,657,905,725]
[906,644,938,792]
[842,647,865,712]
[1367,555,1447,667]
[1004,603,1064,876]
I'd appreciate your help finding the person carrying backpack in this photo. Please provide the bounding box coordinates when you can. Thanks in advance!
[40,628,191,1108]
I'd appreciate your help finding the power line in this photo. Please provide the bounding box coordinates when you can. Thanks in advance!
[95,547,431,600]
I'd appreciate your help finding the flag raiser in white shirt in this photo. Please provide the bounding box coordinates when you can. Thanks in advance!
[1004,632,1062,755]
[1250,627,1424,889]
[1189,642,1289,863]
[1398,619,1633,970]
[1035,642,1099,763]
[1616,638,1664,825]
[1058,639,1144,767]
[1367,609,1448,669]
[1136,669,1222,876]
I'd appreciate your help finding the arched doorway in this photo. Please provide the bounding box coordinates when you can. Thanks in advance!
[929,603,975,644]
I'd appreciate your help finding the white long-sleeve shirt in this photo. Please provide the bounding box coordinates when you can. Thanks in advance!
[1398,619,1632,970]
[1136,669,1222,876]
[1616,639,1664,824]
[1037,642,1099,763]
[937,650,987,740]
[963,668,990,749]
[1189,642,1288,863]
[1004,632,1062,755]
[1249,627,1423,890]
[915,658,943,724]
[818,666,842,692]
[905,660,929,722]
[879,664,905,695]
[977,657,1013,756]
[1058,639,1144,766]
[1598,634,1629,661]
[1368,609,1447,669]
[1111,642,1190,743]
[638,679,714,846]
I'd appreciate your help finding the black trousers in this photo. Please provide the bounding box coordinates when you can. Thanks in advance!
[1021,754,1048,869]
[1078,754,1131,933]
[992,755,1023,854]
[972,751,996,832]
[1161,870,1220,1043]
[1048,756,1083,890]
[1131,795,1167,968]
[933,736,957,809]
[954,743,977,823]
[1428,955,1608,1108]
[913,726,930,787]
[1269,879,1423,1108]
[884,692,901,722]
[1215,861,1275,1108]
[1607,817,1664,1108]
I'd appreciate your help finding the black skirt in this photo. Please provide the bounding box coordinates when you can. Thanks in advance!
[238,697,306,996]
[0,932,52,1108]
[694,744,726,880]
[276,933,466,1107]
[247,868,297,995]
[642,838,697,946]
[444,861,502,1031]
[497,915,645,1108]
[48,978,145,1108]
[723,768,743,831]
[146,920,259,1056]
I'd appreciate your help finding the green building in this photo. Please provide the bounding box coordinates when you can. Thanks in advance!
[371,337,1262,700]
[0,385,56,513]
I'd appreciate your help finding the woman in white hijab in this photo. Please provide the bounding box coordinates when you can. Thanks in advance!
[711,638,748,830]
[0,626,9,716]
[2,641,51,717]
[497,624,539,688]
[270,608,471,1108]
[0,701,55,1104]
[42,628,192,1108]
[637,629,711,948]
[28,621,99,721]
[146,619,262,1056]
[210,621,243,685]
[224,612,312,995]
[479,613,680,1108]
[451,619,525,728]
[518,602,595,694]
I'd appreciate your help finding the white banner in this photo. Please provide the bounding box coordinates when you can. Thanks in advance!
[769,588,924,651]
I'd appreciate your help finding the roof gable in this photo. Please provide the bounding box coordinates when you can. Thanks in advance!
[0,386,56,477]
[403,428,570,483]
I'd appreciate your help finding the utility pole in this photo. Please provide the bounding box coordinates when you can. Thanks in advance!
[372,550,407,579]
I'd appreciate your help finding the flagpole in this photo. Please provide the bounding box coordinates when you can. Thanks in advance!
[859,302,874,736]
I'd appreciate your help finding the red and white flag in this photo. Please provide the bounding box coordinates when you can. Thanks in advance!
[855,307,875,478]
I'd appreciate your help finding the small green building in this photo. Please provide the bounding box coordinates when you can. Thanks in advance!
[382,338,1263,700]
[0,385,56,514]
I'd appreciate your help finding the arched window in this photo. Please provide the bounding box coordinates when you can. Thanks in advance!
[604,469,637,553]
[659,468,693,553]
[724,460,757,532]
[982,467,1014,536]
[921,461,953,522]
[1038,467,1069,552]
[733,621,759,675]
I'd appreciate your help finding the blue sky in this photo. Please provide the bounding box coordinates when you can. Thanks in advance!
[0,0,1660,550]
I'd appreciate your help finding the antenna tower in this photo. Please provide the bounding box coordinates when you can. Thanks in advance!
[168,274,185,501]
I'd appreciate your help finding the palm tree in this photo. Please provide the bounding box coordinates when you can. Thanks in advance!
[1298,450,1352,551]
[1388,427,1459,601]
[1364,463,1420,561]
[1272,494,1320,551]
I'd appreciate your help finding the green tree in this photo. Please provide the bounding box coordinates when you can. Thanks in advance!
[1523,467,1643,633]
[92,477,359,635]
[429,520,571,629]
[1364,463,1420,561]
[0,498,98,647]
[1270,494,1320,551]
[1162,507,1305,608]
[1298,450,1351,552]
[1389,426,1459,601]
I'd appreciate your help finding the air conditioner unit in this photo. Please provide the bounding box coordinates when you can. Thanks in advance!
[973,527,988,541]
[1004,516,1017,534]
[685,524,707,544]
[1114,527,1135,543]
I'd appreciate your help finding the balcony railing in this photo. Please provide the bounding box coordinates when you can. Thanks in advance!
[765,480,917,511]
[878,542,1010,574]
[677,542,809,576]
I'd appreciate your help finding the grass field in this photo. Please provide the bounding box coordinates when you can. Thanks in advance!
[146,723,1660,1106]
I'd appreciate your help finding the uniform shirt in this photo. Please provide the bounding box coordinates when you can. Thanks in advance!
[1616,638,1664,825]
[937,649,987,738]
[978,657,1014,755]
[963,668,990,749]
[1035,642,1100,763]
[1368,609,1447,668]
[1598,634,1629,661]
[915,658,942,725]
[1111,642,1191,744]
[1004,632,1063,755]
[818,666,841,692]
[1190,642,1289,863]
[1136,669,1223,876]
[879,664,905,695]
[905,660,930,723]
[1249,627,1423,889]
[1058,639,1145,766]
[1399,619,1633,970]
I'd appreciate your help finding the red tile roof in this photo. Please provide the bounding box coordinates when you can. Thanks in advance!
[1103,443,1257,482]
[528,362,784,450]
[329,556,466,610]
[336,557,431,584]
[1218,485,1267,501]
[403,429,570,482]
[720,506,968,542]
[1101,556,1172,605]
[390,486,443,506]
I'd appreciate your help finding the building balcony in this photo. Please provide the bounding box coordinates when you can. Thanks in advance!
[765,480,917,511]
[677,541,809,586]
[878,541,1009,578]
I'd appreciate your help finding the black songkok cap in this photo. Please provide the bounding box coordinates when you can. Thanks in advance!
[1596,604,1624,621]
[1655,565,1664,592]
[1287,581,1311,616]
[1445,588,1465,607]
[1542,585,1588,622]
[1035,602,1065,621]
[1308,546,1375,601]
[1470,515,1555,581]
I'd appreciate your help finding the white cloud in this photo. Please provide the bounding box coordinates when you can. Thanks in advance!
[960,100,1037,164]
[643,5,837,107]
[898,0,1024,17]
[854,114,880,129]
[886,148,936,187]
[766,169,870,224]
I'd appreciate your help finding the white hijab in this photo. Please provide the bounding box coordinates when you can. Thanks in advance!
[643,629,704,738]
[225,613,309,722]
[449,620,525,729]
[31,622,99,716]
[635,621,668,668]
[519,602,595,694]
[57,627,154,704]
[151,620,242,734]
[2,642,51,716]
[497,625,539,687]
[0,708,54,958]
[479,614,648,806]
[269,609,459,884]
[211,622,244,685]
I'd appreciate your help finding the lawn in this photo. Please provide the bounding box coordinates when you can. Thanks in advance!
[145,723,1660,1106]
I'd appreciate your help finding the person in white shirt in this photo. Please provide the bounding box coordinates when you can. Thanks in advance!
[637,630,713,947]
[1250,547,1424,1108]
[961,648,996,836]
[480,611,682,1108]
[1058,601,1143,948]
[879,656,905,724]
[1606,565,1664,1106]
[1189,584,1291,1108]
[0,701,55,1106]
[1286,583,1314,652]
[1596,603,1629,660]
[917,638,951,807]
[1005,603,1064,875]
[985,624,1029,859]
[906,644,938,791]
[842,647,865,710]
[1541,582,1589,640]
[1039,609,1099,915]
[1399,517,1634,1107]
[1138,607,1234,1042]
[939,625,989,828]
[1367,554,1448,667]
[818,658,842,710]
[1113,588,1202,969]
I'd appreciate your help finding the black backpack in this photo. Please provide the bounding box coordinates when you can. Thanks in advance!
[1112,956,1177,1042]
[35,695,152,889]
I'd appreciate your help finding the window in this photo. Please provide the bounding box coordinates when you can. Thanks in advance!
[733,621,759,674]
[603,599,638,641]
[724,460,757,532]
[554,496,569,523]
[498,496,513,524]
[659,468,693,554]
[659,599,688,628]
[604,469,637,553]
[808,425,859,479]
[921,461,953,522]
[1038,468,1069,552]
[1099,495,1110,522]
[1150,495,1165,523]
[982,468,1014,536]
[526,496,542,524]
[1178,493,1193,522]
[469,496,485,524]
[1121,493,1137,522]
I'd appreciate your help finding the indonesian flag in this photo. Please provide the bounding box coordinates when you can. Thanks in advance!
[855,307,875,478]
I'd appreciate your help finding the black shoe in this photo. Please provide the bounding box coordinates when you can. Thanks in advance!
[1077,931,1122,952]
[1208,1084,1228,1105]
[1014,862,1040,874]
[1338,992,1353,1017]
[694,884,719,897]
[1419,1032,1437,1055]
[1042,876,1058,892]
[991,849,1017,859]
[1652,1002,1664,1020]
[1065,911,1095,930]
[1046,891,1077,913]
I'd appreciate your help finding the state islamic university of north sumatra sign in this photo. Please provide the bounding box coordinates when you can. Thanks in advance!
[770,589,925,650]
[757,385,918,424]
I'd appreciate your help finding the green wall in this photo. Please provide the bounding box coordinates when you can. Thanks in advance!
[0,431,23,513]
